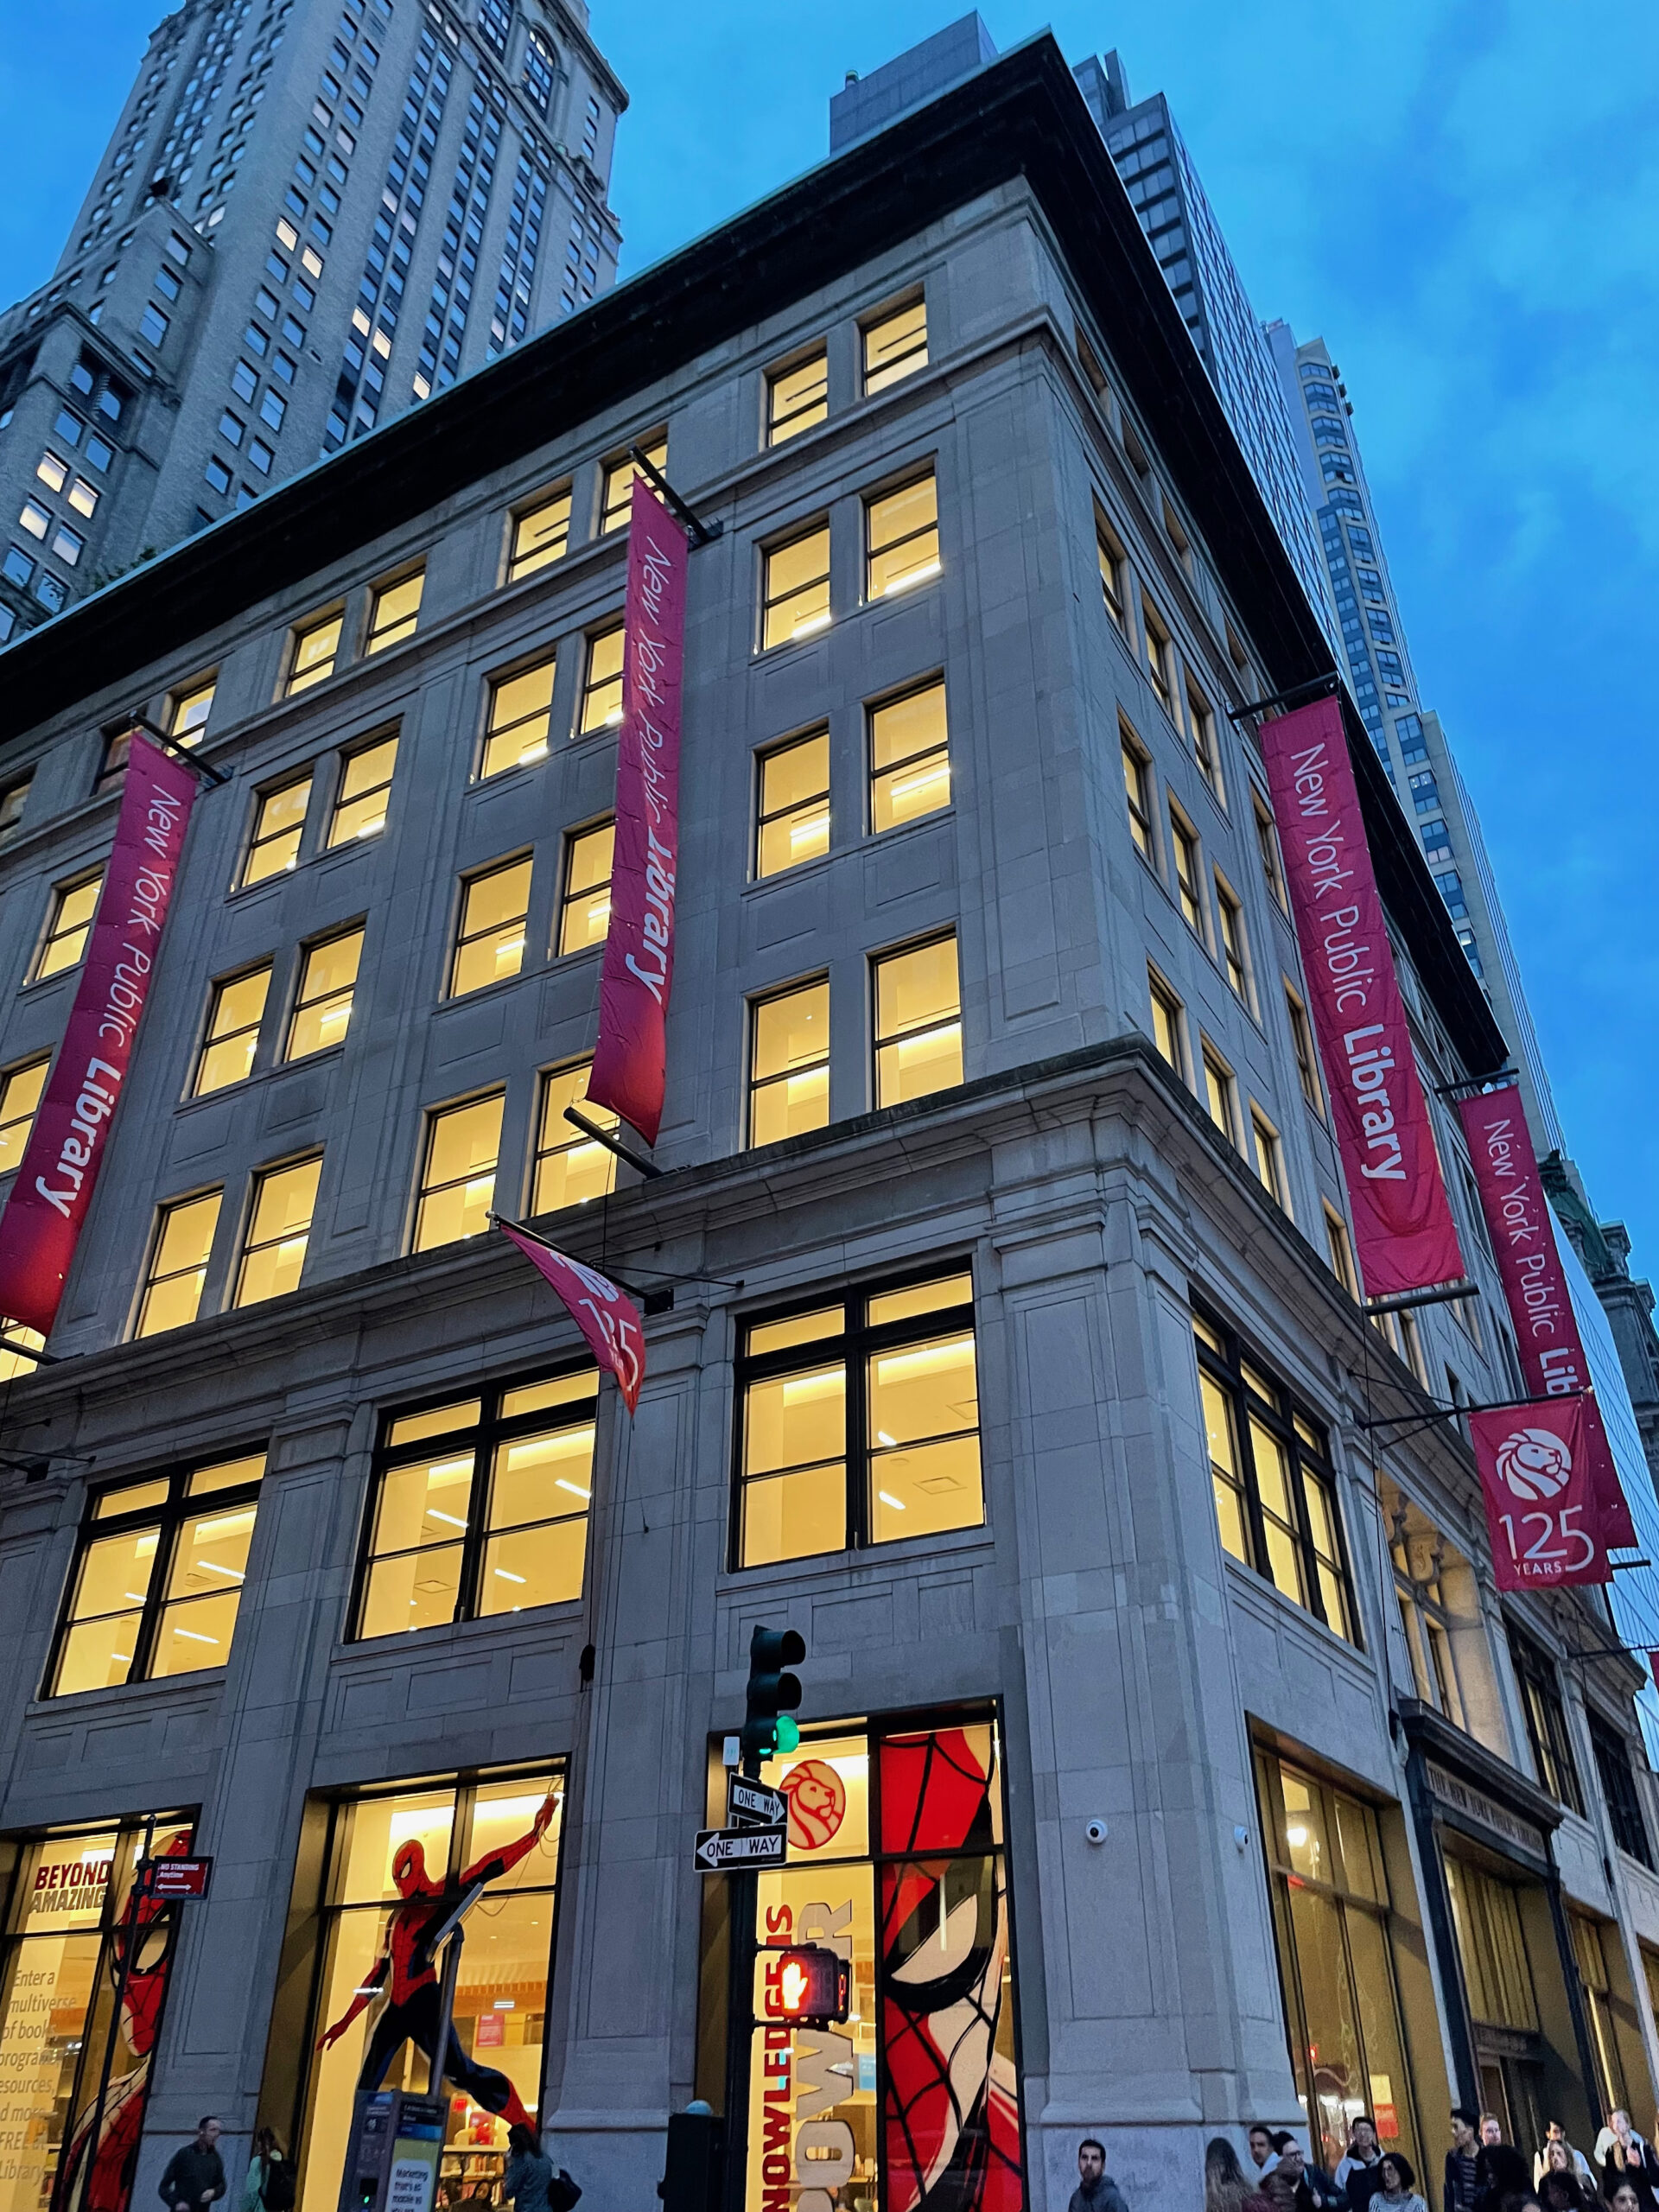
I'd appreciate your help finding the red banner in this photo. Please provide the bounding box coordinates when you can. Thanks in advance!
[1457,1085,1635,1548]
[1261,696,1464,1300]
[0,733,197,1337]
[1471,1396,1609,1589]
[588,474,688,1147]
[497,1220,644,1412]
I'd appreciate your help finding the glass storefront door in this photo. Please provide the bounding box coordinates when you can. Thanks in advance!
[293,1767,563,2211]
[0,1812,194,2212]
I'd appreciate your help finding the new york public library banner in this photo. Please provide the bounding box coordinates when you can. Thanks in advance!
[0,733,197,1338]
[1260,695,1464,1300]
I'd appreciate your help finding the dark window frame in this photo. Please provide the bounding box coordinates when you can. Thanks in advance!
[729,1261,979,1571]
[1194,1304,1359,1644]
[1590,1713,1652,1868]
[46,1452,265,1697]
[1507,1627,1585,1814]
[348,1360,600,1641]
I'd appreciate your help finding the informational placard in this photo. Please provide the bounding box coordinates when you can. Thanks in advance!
[136,1855,212,1899]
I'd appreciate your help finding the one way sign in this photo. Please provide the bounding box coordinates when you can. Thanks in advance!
[694,1826,787,1872]
[728,1777,785,1830]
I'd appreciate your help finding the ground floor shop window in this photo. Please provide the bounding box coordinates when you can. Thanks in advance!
[0,1809,194,2212]
[1254,1749,1418,2176]
[289,1766,563,2210]
[701,1715,1024,2212]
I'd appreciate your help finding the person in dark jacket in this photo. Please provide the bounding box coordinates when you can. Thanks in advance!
[1471,2115,1529,2212]
[1336,2119,1384,2212]
[1446,2108,1481,2212]
[1599,2115,1659,2212]
[158,2118,226,2210]
[1264,2135,1344,2212]
[1071,2139,1130,2212]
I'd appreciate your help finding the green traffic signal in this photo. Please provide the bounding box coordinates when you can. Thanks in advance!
[775,1717,800,1755]
[741,1624,806,1767]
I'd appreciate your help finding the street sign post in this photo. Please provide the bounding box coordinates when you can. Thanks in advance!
[135,1856,213,1900]
[693,1827,787,1873]
[727,1777,785,1831]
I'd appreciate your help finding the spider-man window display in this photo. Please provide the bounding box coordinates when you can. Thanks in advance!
[736,1720,1024,2212]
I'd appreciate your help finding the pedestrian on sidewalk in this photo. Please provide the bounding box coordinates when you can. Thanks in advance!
[239,2127,293,2211]
[1071,2138,1129,2212]
[158,2118,226,2210]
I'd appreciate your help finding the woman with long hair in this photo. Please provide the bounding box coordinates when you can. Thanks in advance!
[1207,2137,1272,2212]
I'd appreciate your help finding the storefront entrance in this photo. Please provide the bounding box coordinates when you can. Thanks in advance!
[0,1810,194,2212]
[697,1714,1025,2212]
[270,1765,564,2211]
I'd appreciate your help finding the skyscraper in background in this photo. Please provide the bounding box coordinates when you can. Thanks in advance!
[0,0,626,643]
[1071,50,1338,651]
[1267,327,1565,1158]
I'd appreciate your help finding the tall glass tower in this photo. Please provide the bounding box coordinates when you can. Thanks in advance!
[0,0,626,644]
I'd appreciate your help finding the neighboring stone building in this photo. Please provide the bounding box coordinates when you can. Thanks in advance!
[0,0,625,643]
[3,35,1659,2212]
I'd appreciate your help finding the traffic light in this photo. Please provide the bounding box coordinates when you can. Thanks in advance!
[741,1624,805,1764]
[765,1944,851,2027]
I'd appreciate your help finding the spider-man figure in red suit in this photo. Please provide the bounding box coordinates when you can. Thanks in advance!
[879,1731,1024,2212]
[318,1792,557,2125]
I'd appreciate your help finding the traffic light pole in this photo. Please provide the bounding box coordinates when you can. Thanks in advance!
[721,1844,758,2212]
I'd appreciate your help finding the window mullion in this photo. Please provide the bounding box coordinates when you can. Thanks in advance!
[1234,1388,1271,1581]
[456,1424,492,1623]
[131,1506,176,1682]
[1284,1435,1328,1629]
[848,1320,868,1553]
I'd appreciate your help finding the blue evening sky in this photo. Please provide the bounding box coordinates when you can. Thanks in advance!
[3,2,1655,1267]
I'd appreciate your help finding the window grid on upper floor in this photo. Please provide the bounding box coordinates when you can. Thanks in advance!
[756,732,830,878]
[869,682,950,835]
[601,437,665,534]
[135,1190,222,1338]
[862,298,927,394]
[1507,1629,1584,1814]
[32,874,102,983]
[532,1062,617,1217]
[288,610,343,694]
[865,472,939,601]
[241,776,311,887]
[365,570,423,655]
[234,1154,321,1307]
[579,627,625,733]
[1147,967,1185,1082]
[0,1055,50,1173]
[1121,726,1154,865]
[873,933,961,1109]
[451,857,532,997]
[558,823,613,956]
[507,486,571,582]
[413,1091,504,1252]
[328,735,397,847]
[750,977,830,1148]
[194,966,271,1096]
[761,525,831,652]
[483,658,556,779]
[767,351,829,446]
[287,927,363,1061]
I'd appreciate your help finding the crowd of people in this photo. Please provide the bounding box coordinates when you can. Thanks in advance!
[1200,2107,1659,2212]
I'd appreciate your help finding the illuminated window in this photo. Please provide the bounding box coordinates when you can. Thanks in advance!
[241,776,311,886]
[1215,876,1251,1006]
[0,1055,50,1173]
[862,297,927,393]
[483,658,556,777]
[1201,1039,1239,1147]
[365,570,423,654]
[354,1366,597,1639]
[1255,796,1287,912]
[293,1766,565,2211]
[328,734,397,846]
[756,732,829,877]
[1097,518,1128,634]
[601,436,665,533]
[1121,727,1154,863]
[766,350,828,445]
[873,933,961,1108]
[450,856,533,996]
[286,928,363,1060]
[413,1092,503,1250]
[1141,596,1173,715]
[1286,984,1323,1116]
[234,1154,321,1306]
[1250,1107,1287,1212]
[869,682,950,832]
[48,1452,265,1694]
[1157,810,1201,939]
[750,979,830,1147]
[1508,1629,1583,1812]
[1194,1310,1355,1640]
[1187,680,1223,799]
[287,610,343,694]
[32,874,102,982]
[170,676,216,744]
[1325,1205,1357,1296]
[1147,969,1185,1079]
[135,1191,222,1337]
[735,1268,979,1567]
[194,965,271,1095]
[35,452,68,495]
[760,525,831,650]
[531,1062,617,1215]
[579,626,624,732]
[865,472,938,600]
[557,823,613,955]
[507,485,571,582]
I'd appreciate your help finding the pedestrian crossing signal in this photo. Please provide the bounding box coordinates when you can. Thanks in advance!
[766,1944,850,2026]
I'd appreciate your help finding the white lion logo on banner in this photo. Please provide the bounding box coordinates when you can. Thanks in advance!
[1497,1427,1573,1502]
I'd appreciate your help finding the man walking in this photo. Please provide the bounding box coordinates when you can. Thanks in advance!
[1444,2109,1480,2212]
[158,2117,226,2209]
[1071,2138,1129,2212]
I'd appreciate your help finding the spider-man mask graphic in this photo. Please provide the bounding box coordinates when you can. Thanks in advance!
[879,1732,1022,2212]
[392,1840,429,1895]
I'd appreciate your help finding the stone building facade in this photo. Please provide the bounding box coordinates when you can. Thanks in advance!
[0,39,1656,2212]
